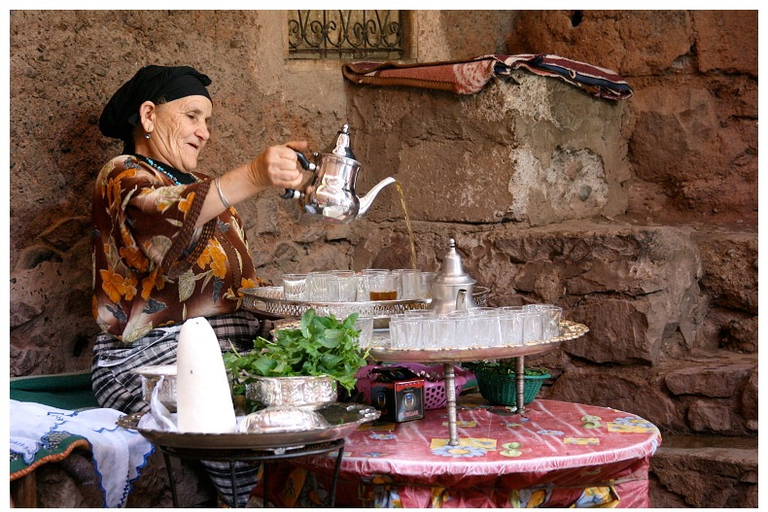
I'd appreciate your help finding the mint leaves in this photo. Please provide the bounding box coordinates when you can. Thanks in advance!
[224,309,369,394]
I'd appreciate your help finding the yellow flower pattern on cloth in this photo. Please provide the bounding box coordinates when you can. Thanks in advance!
[564,437,600,446]
[607,417,659,434]
[511,488,549,508]
[571,485,620,507]
[197,239,228,279]
[431,438,495,457]
[442,420,476,428]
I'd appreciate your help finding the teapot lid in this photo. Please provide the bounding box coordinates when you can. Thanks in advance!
[434,238,476,286]
[326,124,356,160]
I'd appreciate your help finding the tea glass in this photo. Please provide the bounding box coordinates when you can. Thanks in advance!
[524,304,562,339]
[389,314,421,349]
[327,270,357,302]
[468,308,503,347]
[520,311,544,344]
[389,314,407,348]
[448,310,474,348]
[429,315,456,349]
[404,310,436,349]
[420,271,437,299]
[306,271,330,301]
[364,270,399,301]
[498,307,524,346]
[397,269,434,300]
[353,316,375,349]
[397,269,422,299]
[282,273,308,301]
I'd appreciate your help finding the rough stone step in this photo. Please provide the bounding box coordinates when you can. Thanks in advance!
[649,434,757,508]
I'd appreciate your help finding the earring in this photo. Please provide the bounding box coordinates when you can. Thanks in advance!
[145,132,151,139]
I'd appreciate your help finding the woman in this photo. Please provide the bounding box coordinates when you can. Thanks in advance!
[92,64,306,506]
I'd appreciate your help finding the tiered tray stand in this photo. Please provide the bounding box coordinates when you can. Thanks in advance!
[368,321,588,444]
[241,287,588,445]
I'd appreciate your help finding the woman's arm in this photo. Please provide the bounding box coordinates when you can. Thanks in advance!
[194,141,308,227]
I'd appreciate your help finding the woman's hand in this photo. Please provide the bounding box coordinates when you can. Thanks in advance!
[195,140,311,228]
[248,141,308,191]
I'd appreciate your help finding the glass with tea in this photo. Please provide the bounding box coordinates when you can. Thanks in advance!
[364,269,398,301]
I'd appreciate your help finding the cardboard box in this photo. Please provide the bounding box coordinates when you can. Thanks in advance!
[369,367,425,422]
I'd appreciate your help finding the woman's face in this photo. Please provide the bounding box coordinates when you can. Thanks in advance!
[146,95,212,172]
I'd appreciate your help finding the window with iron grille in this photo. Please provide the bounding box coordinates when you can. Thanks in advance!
[288,10,405,60]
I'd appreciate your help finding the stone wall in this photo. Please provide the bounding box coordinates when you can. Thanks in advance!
[8,10,757,507]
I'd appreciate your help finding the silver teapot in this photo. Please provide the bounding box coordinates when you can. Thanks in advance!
[429,238,477,314]
[282,124,395,224]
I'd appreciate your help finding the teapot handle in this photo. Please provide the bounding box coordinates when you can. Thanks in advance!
[281,150,317,199]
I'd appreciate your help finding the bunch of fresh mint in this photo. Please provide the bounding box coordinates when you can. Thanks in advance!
[224,308,369,394]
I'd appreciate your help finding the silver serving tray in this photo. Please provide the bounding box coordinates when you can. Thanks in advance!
[121,402,379,450]
[240,285,489,319]
[369,320,589,363]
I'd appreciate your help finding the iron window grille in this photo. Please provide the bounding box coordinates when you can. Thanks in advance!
[288,10,405,60]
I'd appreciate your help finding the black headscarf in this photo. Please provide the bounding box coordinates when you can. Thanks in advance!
[99,65,212,153]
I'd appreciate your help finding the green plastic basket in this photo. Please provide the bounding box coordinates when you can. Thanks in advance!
[474,369,550,407]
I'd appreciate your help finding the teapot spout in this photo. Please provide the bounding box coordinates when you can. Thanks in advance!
[357,177,396,217]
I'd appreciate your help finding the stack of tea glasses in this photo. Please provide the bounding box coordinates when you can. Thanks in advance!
[280,269,436,303]
[388,304,562,350]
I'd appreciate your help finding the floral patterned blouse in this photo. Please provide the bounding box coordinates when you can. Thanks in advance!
[92,155,262,343]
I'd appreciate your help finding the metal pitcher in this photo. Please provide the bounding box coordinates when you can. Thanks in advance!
[282,124,395,224]
[429,238,477,314]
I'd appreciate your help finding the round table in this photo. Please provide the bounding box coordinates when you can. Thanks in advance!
[255,398,661,508]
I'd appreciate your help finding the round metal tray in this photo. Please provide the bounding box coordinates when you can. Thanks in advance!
[368,320,588,363]
[241,285,490,319]
[119,402,380,450]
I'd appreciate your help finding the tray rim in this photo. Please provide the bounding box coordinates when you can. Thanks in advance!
[240,285,491,319]
[120,403,380,450]
[368,320,588,363]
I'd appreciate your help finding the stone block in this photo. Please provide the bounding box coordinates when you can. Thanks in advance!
[693,229,758,314]
[740,370,757,422]
[693,11,758,75]
[664,359,754,398]
[348,73,630,226]
[650,435,758,507]
[687,400,733,433]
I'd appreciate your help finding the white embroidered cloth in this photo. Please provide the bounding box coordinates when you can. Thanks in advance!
[10,399,153,507]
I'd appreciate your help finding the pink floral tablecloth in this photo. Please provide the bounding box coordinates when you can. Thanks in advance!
[257,398,661,508]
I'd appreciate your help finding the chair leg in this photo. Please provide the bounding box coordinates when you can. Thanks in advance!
[10,472,37,508]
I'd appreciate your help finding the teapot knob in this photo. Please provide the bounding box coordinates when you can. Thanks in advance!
[330,124,356,160]
[442,238,467,277]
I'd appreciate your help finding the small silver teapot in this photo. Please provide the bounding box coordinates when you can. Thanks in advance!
[282,124,395,224]
[429,238,477,314]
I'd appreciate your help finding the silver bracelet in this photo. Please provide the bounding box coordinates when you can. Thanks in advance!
[214,177,232,209]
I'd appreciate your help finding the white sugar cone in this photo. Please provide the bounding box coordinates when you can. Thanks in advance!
[176,317,237,433]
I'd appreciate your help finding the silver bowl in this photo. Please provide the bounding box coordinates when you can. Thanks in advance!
[133,364,177,412]
[240,406,330,433]
[246,375,337,409]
